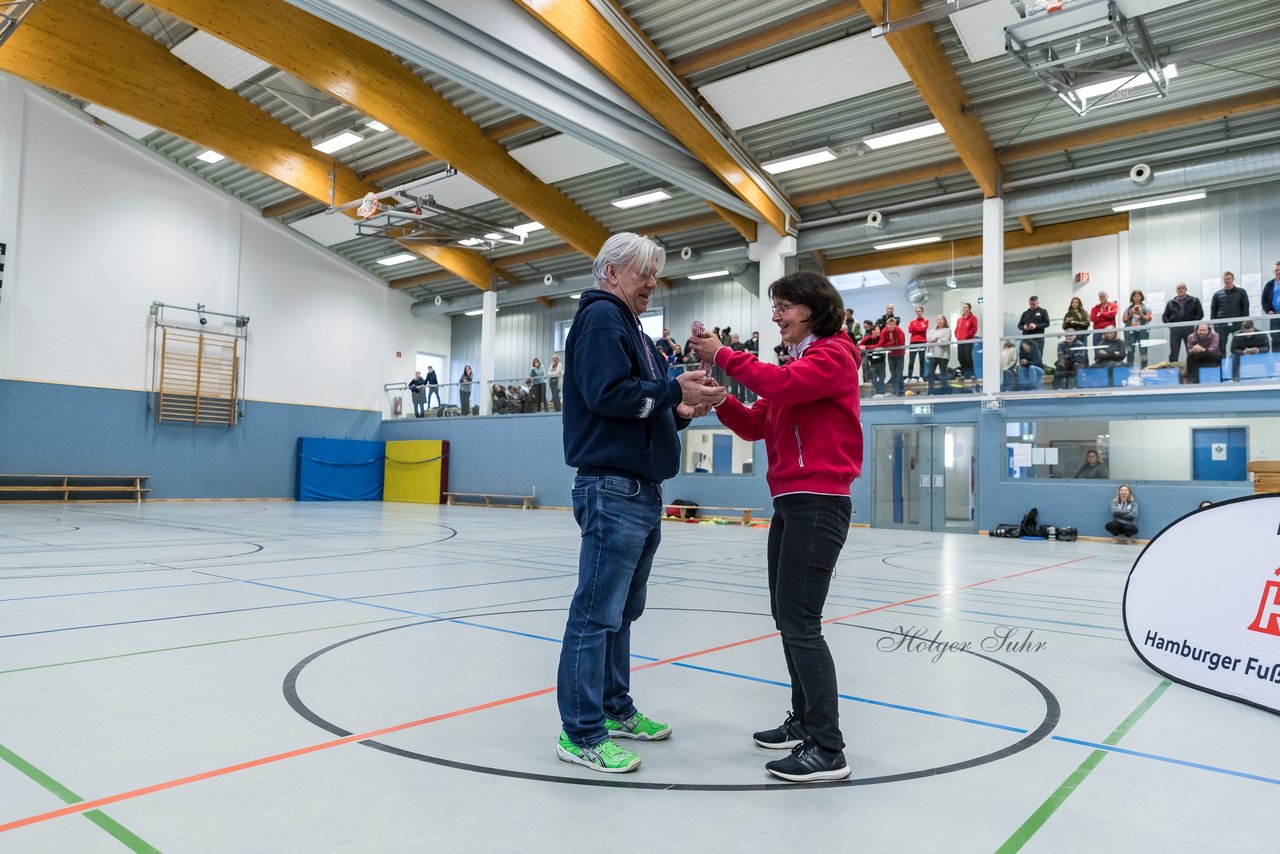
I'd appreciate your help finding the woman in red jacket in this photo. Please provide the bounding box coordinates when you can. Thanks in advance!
[688,271,862,783]
[907,305,929,380]
[954,302,978,379]
[1090,290,1118,357]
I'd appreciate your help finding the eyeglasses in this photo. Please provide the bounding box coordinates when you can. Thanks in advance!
[770,302,797,314]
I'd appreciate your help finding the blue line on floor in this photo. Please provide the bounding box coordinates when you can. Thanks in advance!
[0,600,330,639]
[0,579,234,603]
[1050,737,1280,785]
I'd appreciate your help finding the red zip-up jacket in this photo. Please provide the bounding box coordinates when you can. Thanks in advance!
[908,317,929,344]
[1090,301,1118,329]
[878,324,907,357]
[713,334,863,497]
[955,313,978,341]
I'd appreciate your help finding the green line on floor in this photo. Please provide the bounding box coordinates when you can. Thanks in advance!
[995,678,1172,853]
[0,742,159,853]
[0,615,414,675]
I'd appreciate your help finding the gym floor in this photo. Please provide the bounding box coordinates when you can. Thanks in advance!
[0,501,1275,852]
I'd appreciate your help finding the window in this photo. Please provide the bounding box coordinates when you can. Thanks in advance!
[557,309,665,351]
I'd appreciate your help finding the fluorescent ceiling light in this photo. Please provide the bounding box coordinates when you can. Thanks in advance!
[312,130,363,154]
[376,252,417,266]
[457,237,485,246]
[688,269,730,280]
[569,293,581,300]
[513,221,544,235]
[863,121,945,150]
[872,234,943,251]
[1075,65,1178,104]
[1112,190,1206,212]
[612,189,672,209]
[464,308,499,316]
[196,150,225,164]
[763,148,836,175]
[483,233,504,241]
[365,120,389,132]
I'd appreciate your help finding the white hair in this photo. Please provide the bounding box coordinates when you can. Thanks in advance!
[592,232,665,284]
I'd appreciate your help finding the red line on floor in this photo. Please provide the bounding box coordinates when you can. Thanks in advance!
[0,553,1093,833]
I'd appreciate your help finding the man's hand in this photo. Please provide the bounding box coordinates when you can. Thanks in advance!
[686,332,722,364]
[676,370,727,406]
[675,402,714,419]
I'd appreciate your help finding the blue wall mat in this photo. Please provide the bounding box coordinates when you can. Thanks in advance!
[1191,427,1247,482]
[0,379,380,498]
[712,433,732,475]
[296,437,386,501]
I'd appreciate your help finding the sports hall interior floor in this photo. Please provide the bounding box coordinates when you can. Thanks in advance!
[0,501,1275,853]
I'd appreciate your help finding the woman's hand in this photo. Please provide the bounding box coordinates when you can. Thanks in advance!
[687,333,723,364]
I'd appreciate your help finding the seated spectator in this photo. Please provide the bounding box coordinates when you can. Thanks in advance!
[1105,484,1139,543]
[1053,333,1086,389]
[491,383,509,414]
[1075,449,1109,479]
[1000,339,1018,392]
[1230,319,1271,379]
[1198,500,1213,509]
[1094,330,1126,364]
[1016,338,1045,389]
[1185,323,1222,383]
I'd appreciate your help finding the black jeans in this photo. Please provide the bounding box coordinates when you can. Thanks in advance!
[957,342,974,377]
[767,492,852,753]
[1105,520,1138,538]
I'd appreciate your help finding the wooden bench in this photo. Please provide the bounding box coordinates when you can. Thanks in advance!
[0,474,150,504]
[665,505,762,525]
[445,491,535,510]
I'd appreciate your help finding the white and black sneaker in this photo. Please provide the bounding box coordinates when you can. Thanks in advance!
[765,741,851,782]
[753,711,808,749]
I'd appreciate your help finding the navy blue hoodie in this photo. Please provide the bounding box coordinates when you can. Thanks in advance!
[562,289,689,482]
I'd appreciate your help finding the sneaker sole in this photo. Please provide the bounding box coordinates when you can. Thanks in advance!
[608,727,671,741]
[556,744,641,773]
[754,736,804,750]
[765,764,852,782]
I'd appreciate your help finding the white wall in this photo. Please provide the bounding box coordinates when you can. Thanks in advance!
[0,78,447,410]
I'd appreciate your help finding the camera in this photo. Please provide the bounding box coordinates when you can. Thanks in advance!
[199,316,208,326]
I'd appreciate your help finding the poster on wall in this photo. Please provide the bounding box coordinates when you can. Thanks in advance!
[1123,494,1280,716]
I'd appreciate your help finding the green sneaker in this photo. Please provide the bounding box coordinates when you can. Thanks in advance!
[605,711,672,741]
[556,731,641,773]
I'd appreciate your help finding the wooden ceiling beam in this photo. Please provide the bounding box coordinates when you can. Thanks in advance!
[517,0,791,236]
[2,0,495,289]
[1019,215,1035,234]
[147,0,610,260]
[791,159,968,208]
[672,3,859,77]
[825,213,1129,275]
[859,0,1000,198]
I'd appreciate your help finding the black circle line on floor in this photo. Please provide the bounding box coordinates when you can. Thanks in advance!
[283,607,1061,791]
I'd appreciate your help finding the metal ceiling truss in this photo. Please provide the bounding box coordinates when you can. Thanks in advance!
[1006,0,1167,116]
[0,0,41,48]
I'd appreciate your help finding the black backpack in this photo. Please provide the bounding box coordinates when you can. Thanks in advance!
[1019,507,1047,538]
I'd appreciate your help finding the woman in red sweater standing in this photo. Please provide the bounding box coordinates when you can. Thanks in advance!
[955,302,978,380]
[1090,290,1118,358]
[688,271,863,783]
[907,305,929,381]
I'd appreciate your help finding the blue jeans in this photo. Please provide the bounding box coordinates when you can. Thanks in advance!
[558,474,663,747]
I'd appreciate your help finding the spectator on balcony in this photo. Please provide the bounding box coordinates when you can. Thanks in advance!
[1105,484,1140,544]
[1230,319,1271,380]
[955,302,978,379]
[1211,271,1249,343]
[907,305,929,380]
[999,339,1018,392]
[1122,290,1153,369]
[491,382,509,414]
[1063,296,1091,336]
[425,366,441,410]
[548,356,564,411]
[530,358,548,412]
[1018,296,1051,357]
[1016,338,1045,390]
[877,303,900,329]
[1184,323,1222,383]
[860,320,880,392]
[1090,291,1118,355]
[1094,330,1126,365]
[925,314,952,390]
[1075,449,1109,479]
[844,308,858,339]
[408,371,428,418]
[458,366,474,416]
[1053,333,1086,389]
[880,316,907,395]
[1263,259,1280,350]
[1161,282,1203,363]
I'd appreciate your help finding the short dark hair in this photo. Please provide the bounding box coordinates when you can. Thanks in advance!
[768,271,844,338]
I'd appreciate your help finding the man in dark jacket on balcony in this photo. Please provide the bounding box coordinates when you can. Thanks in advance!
[1161,282,1203,363]
[1210,271,1249,344]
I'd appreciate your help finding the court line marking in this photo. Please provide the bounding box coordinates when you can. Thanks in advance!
[996,679,1173,852]
[0,553,1094,834]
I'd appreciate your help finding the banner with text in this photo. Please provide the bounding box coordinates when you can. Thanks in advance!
[1124,493,1280,715]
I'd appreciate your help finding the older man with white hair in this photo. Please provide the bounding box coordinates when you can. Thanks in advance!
[555,232,725,774]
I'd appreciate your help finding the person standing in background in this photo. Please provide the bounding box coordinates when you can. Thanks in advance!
[1090,291,1118,357]
[548,355,564,411]
[1210,271,1249,344]
[1063,296,1091,366]
[408,371,427,418]
[529,358,548,412]
[1018,296,1050,357]
[907,305,929,381]
[424,365,441,410]
[1122,290,1153,369]
[458,365,474,416]
[1161,282,1203,363]
[955,303,978,380]
[1261,260,1280,350]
